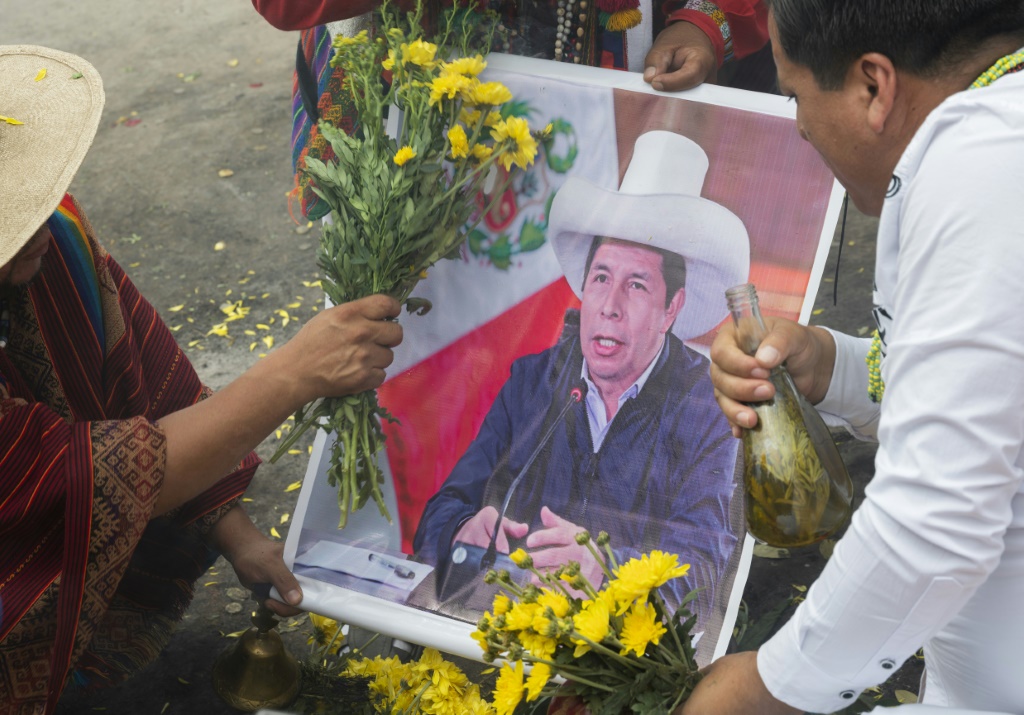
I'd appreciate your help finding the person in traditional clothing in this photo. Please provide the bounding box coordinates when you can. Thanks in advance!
[0,46,402,714]
[681,1,1024,713]
[250,0,772,223]
[413,131,749,624]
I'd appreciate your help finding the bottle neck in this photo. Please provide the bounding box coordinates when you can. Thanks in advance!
[726,283,768,357]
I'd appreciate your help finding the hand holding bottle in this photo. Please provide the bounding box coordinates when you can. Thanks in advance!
[722,285,853,548]
[710,313,837,438]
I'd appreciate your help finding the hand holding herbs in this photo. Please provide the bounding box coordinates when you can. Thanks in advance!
[270,1,546,527]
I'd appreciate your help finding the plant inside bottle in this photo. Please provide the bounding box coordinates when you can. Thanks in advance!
[726,283,854,548]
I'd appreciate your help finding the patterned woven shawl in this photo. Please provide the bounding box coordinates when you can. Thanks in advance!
[0,195,258,713]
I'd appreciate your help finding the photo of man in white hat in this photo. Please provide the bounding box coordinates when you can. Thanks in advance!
[414,131,751,624]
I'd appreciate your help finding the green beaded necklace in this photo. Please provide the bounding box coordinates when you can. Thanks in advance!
[866,50,1024,403]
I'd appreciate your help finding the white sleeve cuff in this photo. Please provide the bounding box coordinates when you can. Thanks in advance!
[757,618,867,713]
[815,329,880,441]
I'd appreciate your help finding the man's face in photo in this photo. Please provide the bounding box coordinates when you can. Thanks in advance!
[579,239,684,396]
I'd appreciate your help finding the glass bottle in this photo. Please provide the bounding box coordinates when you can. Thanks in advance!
[726,283,854,548]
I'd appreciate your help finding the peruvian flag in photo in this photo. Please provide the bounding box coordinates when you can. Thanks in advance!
[378,72,619,554]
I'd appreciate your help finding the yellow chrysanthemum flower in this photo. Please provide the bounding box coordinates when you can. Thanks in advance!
[519,629,557,660]
[429,73,474,106]
[441,54,487,77]
[402,39,438,67]
[542,122,553,136]
[492,660,525,715]
[470,144,493,161]
[619,601,667,657]
[471,627,490,653]
[464,684,497,715]
[505,601,539,631]
[509,548,530,568]
[493,593,513,616]
[472,81,513,106]
[414,648,469,698]
[525,662,552,702]
[609,551,690,613]
[307,612,344,654]
[537,590,571,618]
[394,146,417,166]
[460,108,482,126]
[491,116,538,170]
[448,124,469,159]
[485,111,503,127]
[382,49,397,71]
[572,597,611,655]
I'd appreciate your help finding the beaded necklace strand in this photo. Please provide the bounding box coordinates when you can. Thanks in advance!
[866,50,1024,403]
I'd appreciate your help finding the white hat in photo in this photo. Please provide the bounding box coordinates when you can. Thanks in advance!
[0,45,105,267]
[548,130,750,340]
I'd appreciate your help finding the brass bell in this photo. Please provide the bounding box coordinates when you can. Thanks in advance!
[212,604,302,711]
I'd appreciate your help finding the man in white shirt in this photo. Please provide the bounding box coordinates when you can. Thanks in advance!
[684,1,1024,713]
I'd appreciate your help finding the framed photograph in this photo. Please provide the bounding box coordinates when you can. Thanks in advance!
[283,53,844,664]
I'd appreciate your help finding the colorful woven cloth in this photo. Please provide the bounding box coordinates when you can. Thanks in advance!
[0,195,258,714]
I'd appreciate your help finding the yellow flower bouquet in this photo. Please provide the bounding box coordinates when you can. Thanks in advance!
[474,533,702,715]
[271,1,544,527]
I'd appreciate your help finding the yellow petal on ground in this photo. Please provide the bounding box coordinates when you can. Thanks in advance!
[256,323,270,330]
[218,169,234,178]
[280,513,290,525]
[812,308,824,315]
[275,429,282,439]
[285,481,302,492]
[169,304,185,312]
[204,581,218,587]
[207,323,229,337]
[270,527,281,539]
[244,329,256,336]
[214,241,226,251]
[287,449,301,455]
[262,336,274,349]
[242,497,254,503]
[129,262,141,268]
[224,630,247,638]
[287,302,301,309]
[249,342,257,352]
[227,58,240,67]
[237,277,249,284]
[1,115,24,125]
[169,325,182,332]
[35,68,46,81]
[261,293,270,299]
[177,678,189,685]
[301,280,322,288]
[247,270,256,275]
[225,289,232,296]
[186,317,194,323]
[187,339,202,347]
[308,445,313,454]
[257,353,266,358]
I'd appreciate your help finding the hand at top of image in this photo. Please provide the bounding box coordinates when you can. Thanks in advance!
[643,21,718,92]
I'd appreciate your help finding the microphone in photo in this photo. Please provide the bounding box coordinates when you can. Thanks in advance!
[479,380,588,571]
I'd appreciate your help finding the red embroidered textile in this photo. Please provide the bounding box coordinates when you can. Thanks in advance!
[0,196,258,713]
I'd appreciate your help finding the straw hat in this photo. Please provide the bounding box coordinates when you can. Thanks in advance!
[548,131,750,340]
[0,45,104,267]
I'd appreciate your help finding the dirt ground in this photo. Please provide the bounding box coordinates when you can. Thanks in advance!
[4,2,918,713]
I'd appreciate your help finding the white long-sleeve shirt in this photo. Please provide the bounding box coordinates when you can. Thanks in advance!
[758,66,1024,713]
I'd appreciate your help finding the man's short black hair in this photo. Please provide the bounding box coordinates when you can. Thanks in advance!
[582,237,686,309]
[769,0,1024,90]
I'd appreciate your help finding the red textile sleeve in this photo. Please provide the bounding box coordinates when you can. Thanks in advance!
[251,0,379,30]
[662,0,769,66]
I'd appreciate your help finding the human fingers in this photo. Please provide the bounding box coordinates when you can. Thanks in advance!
[642,46,675,84]
[502,519,530,541]
[350,294,402,321]
[529,545,576,570]
[650,48,715,92]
